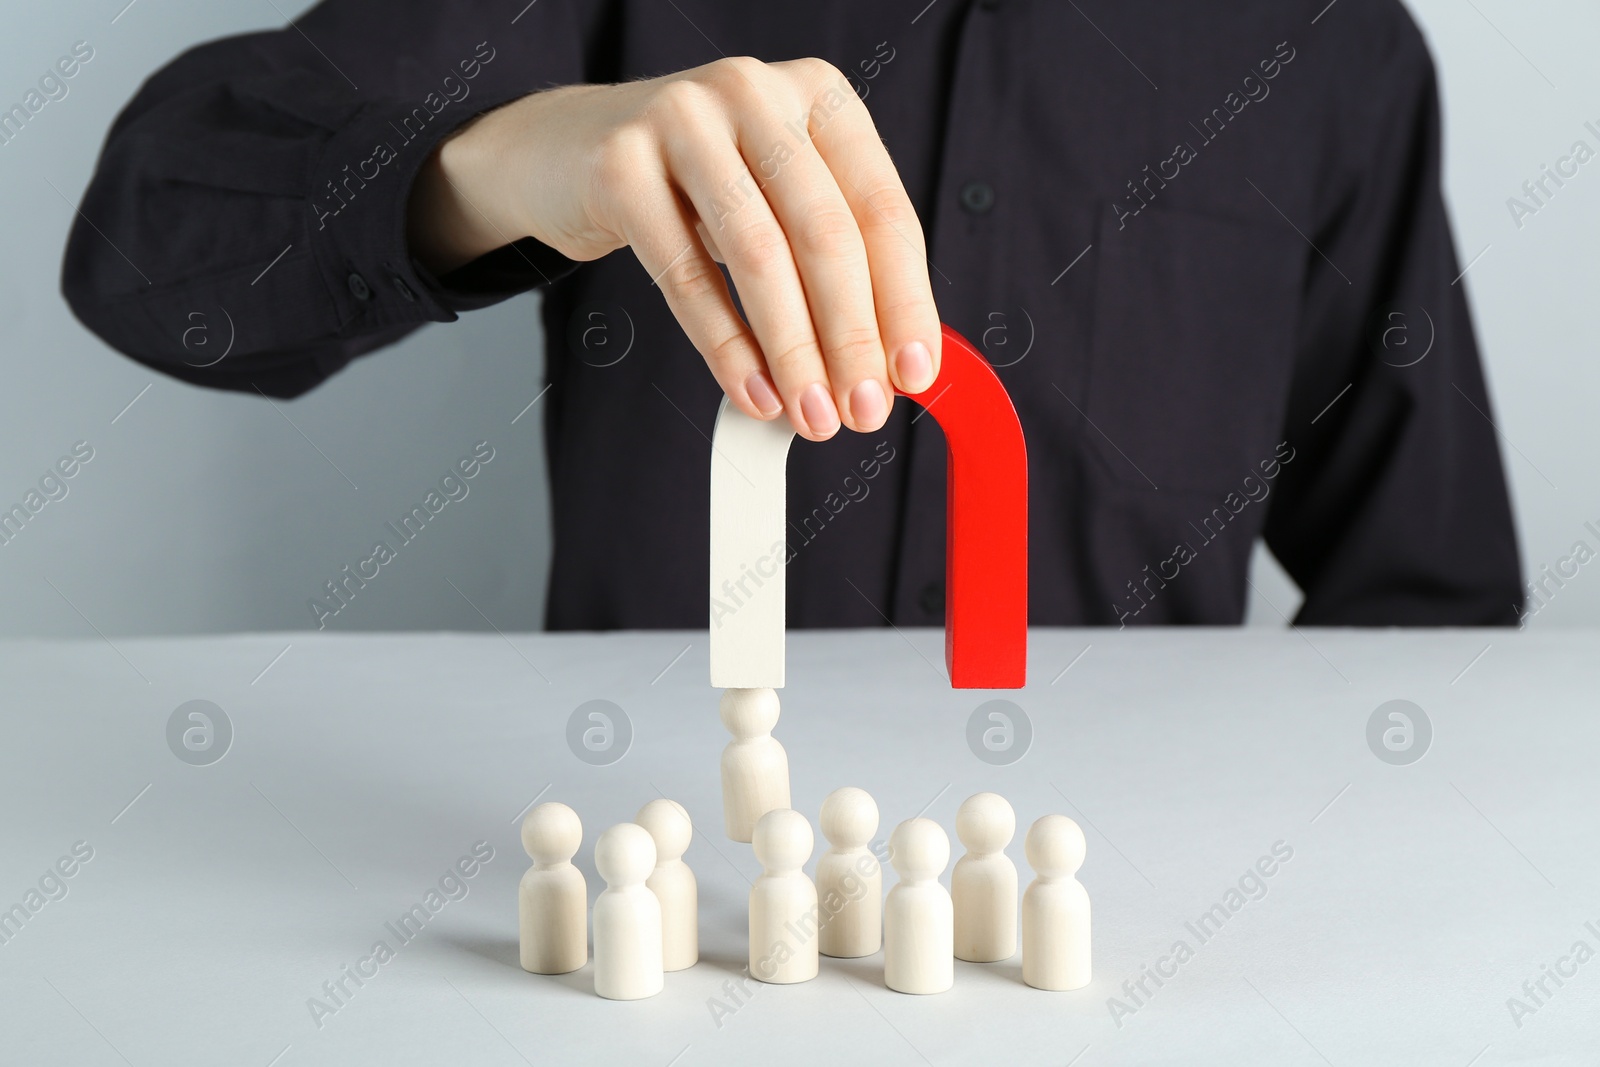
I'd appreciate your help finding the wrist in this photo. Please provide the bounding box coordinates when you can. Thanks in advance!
[407,108,526,274]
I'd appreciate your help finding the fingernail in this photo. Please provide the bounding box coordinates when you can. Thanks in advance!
[800,382,840,438]
[894,341,934,393]
[849,378,887,430]
[745,371,783,417]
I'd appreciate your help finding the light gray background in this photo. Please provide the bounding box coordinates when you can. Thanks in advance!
[2,0,1594,637]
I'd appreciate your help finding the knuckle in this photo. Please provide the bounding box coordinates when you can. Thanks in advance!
[720,55,769,79]
[821,325,884,367]
[722,223,791,274]
[793,206,862,259]
[796,56,845,86]
[767,338,825,374]
[875,290,935,326]
[858,186,924,245]
[705,56,768,100]
[804,57,857,105]
[663,253,726,303]
[706,329,755,371]
[593,125,653,192]
[648,79,714,126]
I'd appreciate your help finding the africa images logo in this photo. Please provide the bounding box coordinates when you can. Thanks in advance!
[1365,700,1431,766]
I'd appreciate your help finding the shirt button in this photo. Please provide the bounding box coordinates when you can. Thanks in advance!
[959,181,995,214]
[392,275,418,303]
[347,272,372,301]
[919,580,945,616]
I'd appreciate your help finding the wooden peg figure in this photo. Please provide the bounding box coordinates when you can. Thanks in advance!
[635,798,698,971]
[816,786,882,958]
[952,792,1018,962]
[518,802,587,975]
[883,817,953,995]
[593,823,664,1000]
[1022,814,1091,991]
[749,808,819,984]
[719,687,791,842]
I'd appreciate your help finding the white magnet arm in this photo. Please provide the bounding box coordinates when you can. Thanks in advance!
[709,396,797,688]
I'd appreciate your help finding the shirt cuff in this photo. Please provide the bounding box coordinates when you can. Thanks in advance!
[423,236,582,311]
[306,85,579,334]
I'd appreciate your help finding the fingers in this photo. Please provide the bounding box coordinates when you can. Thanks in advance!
[622,172,784,423]
[665,109,844,441]
[779,60,941,396]
[601,58,939,439]
[728,90,892,435]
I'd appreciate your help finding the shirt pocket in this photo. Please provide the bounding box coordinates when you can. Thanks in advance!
[1083,204,1305,493]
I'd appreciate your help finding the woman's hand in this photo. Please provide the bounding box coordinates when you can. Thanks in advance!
[408,56,941,440]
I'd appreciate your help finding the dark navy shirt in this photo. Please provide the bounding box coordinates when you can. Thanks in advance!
[62,0,1524,628]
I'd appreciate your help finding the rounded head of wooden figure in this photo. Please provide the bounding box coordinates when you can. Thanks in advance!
[635,798,692,863]
[719,687,780,740]
[955,792,1015,854]
[820,787,878,850]
[752,808,812,873]
[889,818,949,881]
[595,822,657,887]
[1025,814,1086,878]
[522,801,582,865]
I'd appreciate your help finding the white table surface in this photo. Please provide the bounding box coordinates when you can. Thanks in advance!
[1,627,1596,1066]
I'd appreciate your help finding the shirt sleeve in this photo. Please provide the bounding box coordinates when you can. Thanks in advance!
[61,0,587,397]
[1262,8,1524,625]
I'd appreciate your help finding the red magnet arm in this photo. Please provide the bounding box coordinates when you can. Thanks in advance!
[895,323,1028,688]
